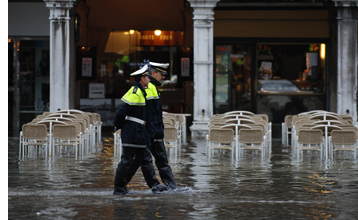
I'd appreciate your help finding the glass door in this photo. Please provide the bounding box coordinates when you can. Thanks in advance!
[214,44,252,114]
[8,40,14,136]
[215,46,230,113]
[230,45,252,111]
[18,39,50,127]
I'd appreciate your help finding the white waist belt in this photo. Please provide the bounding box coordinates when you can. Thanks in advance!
[125,116,146,125]
[153,139,163,142]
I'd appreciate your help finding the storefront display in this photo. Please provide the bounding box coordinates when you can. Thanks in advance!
[214,42,326,123]
[94,30,183,99]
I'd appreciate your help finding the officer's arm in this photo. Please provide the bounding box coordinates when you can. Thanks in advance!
[113,103,130,129]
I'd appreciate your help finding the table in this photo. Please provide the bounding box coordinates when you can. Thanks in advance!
[224,118,256,125]
[56,109,85,114]
[224,110,255,116]
[310,124,342,160]
[309,113,340,121]
[297,110,329,116]
[312,120,343,126]
[47,113,78,119]
[222,114,252,120]
[45,117,73,122]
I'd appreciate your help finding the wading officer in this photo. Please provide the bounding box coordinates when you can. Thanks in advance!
[113,67,167,194]
[127,62,178,190]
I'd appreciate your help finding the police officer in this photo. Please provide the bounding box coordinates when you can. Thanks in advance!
[126,62,178,190]
[113,66,167,194]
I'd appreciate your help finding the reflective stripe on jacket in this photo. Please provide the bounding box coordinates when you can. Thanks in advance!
[146,82,160,101]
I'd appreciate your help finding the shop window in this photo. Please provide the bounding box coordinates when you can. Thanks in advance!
[8,40,14,87]
[19,40,50,112]
[98,30,184,99]
[257,43,325,94]
[256,43,326,123]
[215,46,230,113]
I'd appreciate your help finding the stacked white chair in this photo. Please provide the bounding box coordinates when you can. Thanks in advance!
[163,126,180,160]
[18,109,102,159]
[289,110,357,161]
[207,128,235,159]
[19,124,49,158]
[206,111,271,160]
[162,112,182,158]
[52,124,82,160]
[113,129,122,158]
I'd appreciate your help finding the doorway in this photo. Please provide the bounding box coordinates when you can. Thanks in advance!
[214,44,252,114]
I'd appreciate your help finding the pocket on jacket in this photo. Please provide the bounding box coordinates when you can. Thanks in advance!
[133,124,147,145]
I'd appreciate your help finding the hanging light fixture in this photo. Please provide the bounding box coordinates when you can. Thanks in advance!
[320,43,326,59]
[154,30,161,36]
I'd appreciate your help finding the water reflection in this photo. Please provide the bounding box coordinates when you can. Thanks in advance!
[8,136,358,219]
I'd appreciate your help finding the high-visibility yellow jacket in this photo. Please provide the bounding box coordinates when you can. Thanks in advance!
[146,78,164,139]
[114,81,149,148]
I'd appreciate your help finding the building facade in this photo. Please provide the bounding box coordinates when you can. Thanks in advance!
[8,0,358,138]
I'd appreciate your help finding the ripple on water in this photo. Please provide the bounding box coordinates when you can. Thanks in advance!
[8,138,358,219]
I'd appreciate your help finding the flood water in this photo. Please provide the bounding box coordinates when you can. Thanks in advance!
[8,133,358,219]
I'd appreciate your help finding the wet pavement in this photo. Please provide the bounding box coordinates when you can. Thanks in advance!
[8,133,358,219]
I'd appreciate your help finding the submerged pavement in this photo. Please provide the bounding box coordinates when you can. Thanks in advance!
[8,133,358,219]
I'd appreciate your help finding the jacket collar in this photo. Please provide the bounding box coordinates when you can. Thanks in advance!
[133,81,147,97]
[149,76,162,86]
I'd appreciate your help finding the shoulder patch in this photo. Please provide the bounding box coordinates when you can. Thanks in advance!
[132,86,138,94]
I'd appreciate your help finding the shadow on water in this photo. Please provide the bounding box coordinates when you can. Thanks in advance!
[8,136,358,219]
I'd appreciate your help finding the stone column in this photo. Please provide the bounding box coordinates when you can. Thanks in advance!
[188,0,220,139]
[44,0,75,112]
[334,0,358,121]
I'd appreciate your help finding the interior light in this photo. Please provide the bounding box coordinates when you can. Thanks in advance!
[124,32,129,35]
[154,30,161,36]
[320,44,326,59]
[129,30,135,34]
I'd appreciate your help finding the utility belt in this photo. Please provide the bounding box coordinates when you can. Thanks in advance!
[125,116,146,125]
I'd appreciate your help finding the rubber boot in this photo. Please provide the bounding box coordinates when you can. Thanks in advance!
[150,140,178,189]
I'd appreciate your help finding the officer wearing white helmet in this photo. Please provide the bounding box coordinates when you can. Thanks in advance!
[125,61,178,190]
[113,65,167,194]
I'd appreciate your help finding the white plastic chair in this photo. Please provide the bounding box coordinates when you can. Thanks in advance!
[114,129,122,158]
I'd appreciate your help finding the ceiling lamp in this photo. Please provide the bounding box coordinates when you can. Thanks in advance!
[154,30,161,36]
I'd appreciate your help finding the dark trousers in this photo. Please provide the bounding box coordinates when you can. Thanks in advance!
[126,139,177,189]
[113,146,160,194]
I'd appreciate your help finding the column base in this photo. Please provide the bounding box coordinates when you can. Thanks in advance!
[190,120,210,140]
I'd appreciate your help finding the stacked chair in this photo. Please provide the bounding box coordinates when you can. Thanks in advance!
[282,115,293,145]
[113,129,122,158]
[287,110,358,160]
[113,112,184,160]
[20,124,49,158]
[206,111,272,160]
[19,109,102,160]
[163,112,183,159]
[330,130,358,160]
